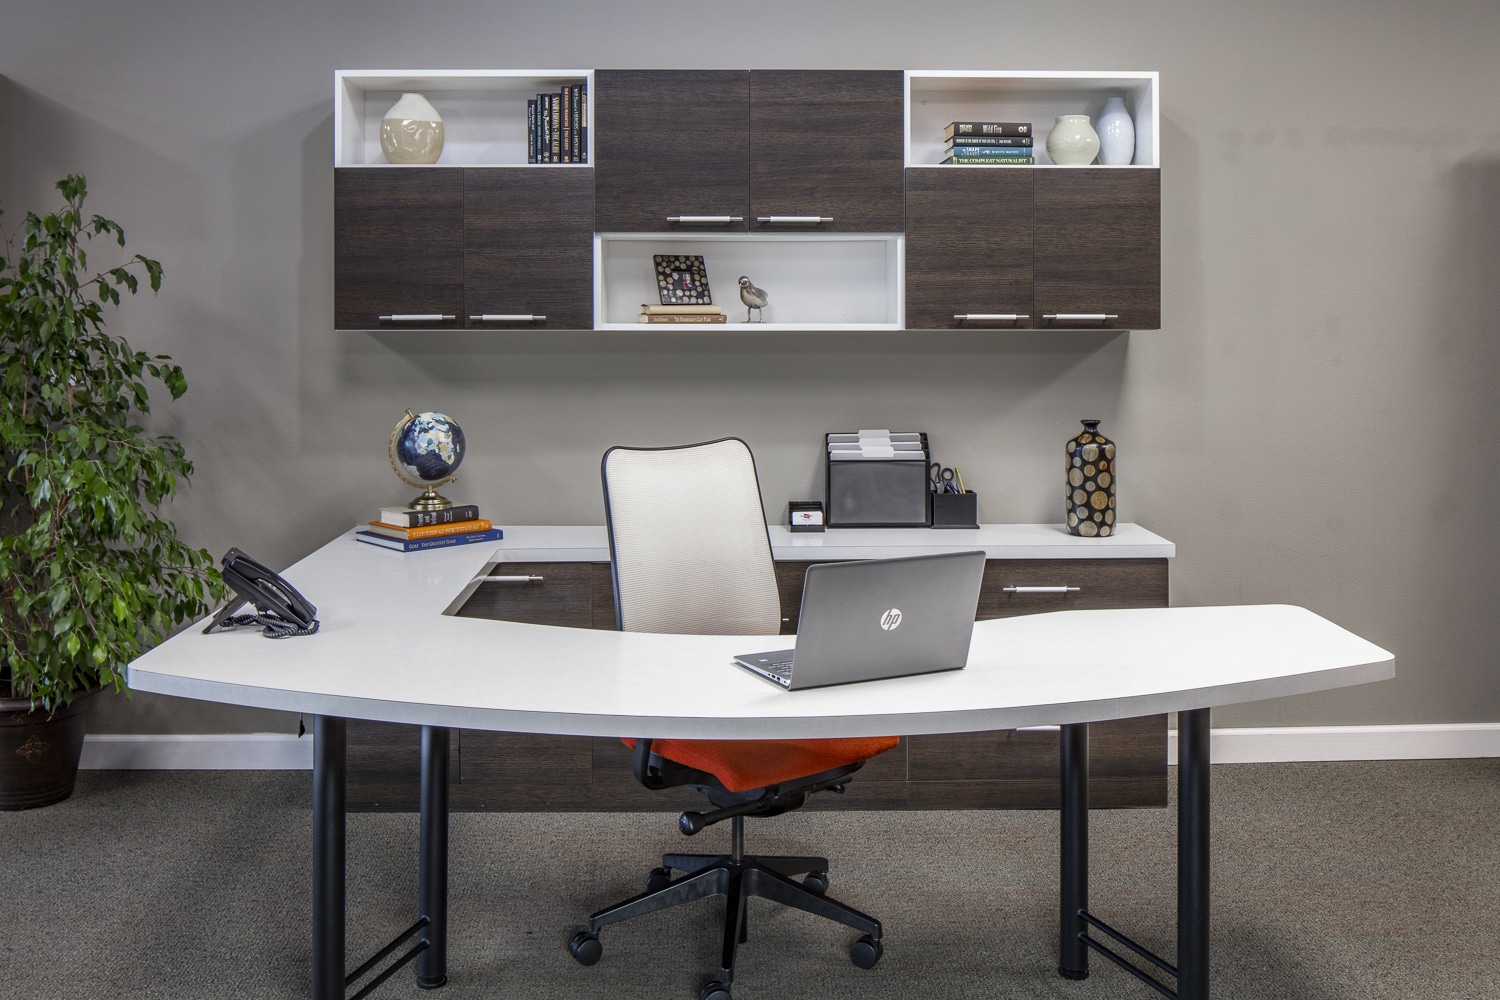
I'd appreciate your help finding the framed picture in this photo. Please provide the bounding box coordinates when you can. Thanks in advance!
[654,254,712,305]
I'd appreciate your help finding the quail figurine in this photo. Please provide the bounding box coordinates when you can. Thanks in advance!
[738,275,768,323]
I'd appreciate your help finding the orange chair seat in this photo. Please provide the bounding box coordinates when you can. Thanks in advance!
[623,736,900,793]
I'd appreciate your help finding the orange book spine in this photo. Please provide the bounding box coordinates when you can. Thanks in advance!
[367,518,493,540]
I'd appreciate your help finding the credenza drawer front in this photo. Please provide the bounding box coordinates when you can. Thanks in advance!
[977,558,1167,619]
[453,562,593,627]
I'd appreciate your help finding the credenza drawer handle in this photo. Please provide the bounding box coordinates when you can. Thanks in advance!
[1043,314,1119,323]
[479,575,544,584]
[379,314,456,323]
[755,216,833,224]
[666,215,744,223]
[955,313,1029,322]
[469,314,546,323]
[1002,585,1081,594]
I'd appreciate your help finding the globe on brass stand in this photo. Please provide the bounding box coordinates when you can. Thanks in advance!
[388,409,466,511]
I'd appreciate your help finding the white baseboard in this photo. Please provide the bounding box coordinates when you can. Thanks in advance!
[78,724,1500,771]
[1166,723,1500,764]
[80,733,312,770]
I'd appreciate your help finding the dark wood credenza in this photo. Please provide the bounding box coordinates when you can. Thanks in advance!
[345,547,1169,813]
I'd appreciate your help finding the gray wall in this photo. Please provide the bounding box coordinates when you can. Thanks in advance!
[3,0,1498,736]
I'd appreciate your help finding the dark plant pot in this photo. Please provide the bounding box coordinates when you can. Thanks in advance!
[0,689,98,810]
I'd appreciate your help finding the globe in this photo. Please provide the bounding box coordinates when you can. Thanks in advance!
[388,409,466,510]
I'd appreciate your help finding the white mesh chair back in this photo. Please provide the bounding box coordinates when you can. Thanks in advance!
[603,438,783,636]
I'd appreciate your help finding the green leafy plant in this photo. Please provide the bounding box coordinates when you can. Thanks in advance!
[0,176,224,710]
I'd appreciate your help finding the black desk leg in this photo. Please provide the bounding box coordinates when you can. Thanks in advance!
[1178,708,1211,1000]
[417,726,450,989]
[1059,721,1089,980]
[313,715,348,1000]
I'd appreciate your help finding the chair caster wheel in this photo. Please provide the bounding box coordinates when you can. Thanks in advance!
[700,979,731,1000]
[646,866,672,892]
[568,930,602,966]
[802,871,829,895]
[850,934,883,969]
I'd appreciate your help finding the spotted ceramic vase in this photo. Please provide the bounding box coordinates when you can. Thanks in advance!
[1065,419,1116,537]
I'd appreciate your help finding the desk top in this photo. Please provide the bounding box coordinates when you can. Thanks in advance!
[127,529,1391,740]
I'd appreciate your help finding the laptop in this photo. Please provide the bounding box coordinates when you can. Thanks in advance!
[733,550,986,690]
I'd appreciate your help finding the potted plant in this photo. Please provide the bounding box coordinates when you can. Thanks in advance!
[0,176,224,809]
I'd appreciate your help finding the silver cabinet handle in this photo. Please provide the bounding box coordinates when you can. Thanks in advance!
[755,216,833,224]
[478,575,544,584]
[1043,314,1119,323]
[469,314,546,323]
[1002,585,1081,594]
[955,314,1030,322]
[666,215,744,223]
[379,314,456,323]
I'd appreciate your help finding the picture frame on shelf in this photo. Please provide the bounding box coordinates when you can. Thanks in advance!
[654,254,712,305]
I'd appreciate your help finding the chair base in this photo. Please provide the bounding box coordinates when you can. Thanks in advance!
[579,850,882,989]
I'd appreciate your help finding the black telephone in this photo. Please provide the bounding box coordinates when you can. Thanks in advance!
[203,547,320,638]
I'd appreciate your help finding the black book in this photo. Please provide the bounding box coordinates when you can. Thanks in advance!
[944,121,1032,139]
[559,87,572,163]
[526,98,537,163]
[539,93,552,163]
[568,83,582,162]
[375,503,482,528]
[577,82,588,163]
[944,135,1033,147]
[549,91,561,162]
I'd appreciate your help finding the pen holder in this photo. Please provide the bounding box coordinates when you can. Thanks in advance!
[930,491,978,529]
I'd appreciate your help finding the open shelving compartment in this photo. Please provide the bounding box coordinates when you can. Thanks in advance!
[905,71,1159,169]
[335,70,593,167]
[594,233,905,331]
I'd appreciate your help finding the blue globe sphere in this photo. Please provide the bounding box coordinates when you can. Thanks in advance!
[393,411,465,485]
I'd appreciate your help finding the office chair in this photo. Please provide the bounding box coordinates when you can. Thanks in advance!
[568,437,898,1000]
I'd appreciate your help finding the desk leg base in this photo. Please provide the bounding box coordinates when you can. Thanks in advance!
[1058,966,1089,981]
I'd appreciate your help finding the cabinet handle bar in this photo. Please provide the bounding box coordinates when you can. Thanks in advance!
[666,216,744,224]
[956,314,1030,322]
[755,216,833,224]
[1002,586,1081,594]
[469,314,545,323]
[379,314,456,323]
[478,575,545,585]
[1043,314,1119,323]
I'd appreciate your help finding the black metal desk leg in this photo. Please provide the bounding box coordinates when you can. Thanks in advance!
[1059,722,1089,980]
[417,726,450,989]
[1178,708,1211,1000]
[313,716,347,1000]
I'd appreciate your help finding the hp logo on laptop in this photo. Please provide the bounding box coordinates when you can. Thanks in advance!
[879,608,903,631]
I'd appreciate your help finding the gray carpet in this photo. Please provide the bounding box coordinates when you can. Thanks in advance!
[2,760,1497,999]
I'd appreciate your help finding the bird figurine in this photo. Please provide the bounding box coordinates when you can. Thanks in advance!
[738,275,768,323]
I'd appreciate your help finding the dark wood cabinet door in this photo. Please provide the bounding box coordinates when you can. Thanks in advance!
[749,70,905,233]
[463,169,594,330]
[593,69,750,232]
[1034,168,1160,330]
[333,168,463,330]
[904,167,1035,330]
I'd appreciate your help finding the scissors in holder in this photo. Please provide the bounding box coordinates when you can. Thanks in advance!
[930,462,958,493]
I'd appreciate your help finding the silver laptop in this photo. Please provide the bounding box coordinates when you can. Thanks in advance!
[734,550,986,690]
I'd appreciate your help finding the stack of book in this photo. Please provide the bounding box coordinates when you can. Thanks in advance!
[637,303,727,324]
[941,121,1035,165]
[355,503,504,553]
[527,82,588,164]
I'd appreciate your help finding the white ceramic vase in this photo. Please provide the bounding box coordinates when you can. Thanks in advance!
[380,93,445,165]
[1095,96,1136,166]
[1045,115,1100,166]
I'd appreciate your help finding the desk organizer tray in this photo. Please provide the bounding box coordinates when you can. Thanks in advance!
[825,431,930,527]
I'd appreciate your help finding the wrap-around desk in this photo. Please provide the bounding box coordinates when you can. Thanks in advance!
[127,528,1393,1000]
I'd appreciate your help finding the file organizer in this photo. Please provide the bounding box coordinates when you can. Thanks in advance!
[825,431,931,527]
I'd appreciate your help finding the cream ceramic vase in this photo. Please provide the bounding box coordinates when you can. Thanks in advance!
[1045,114,1100,166]
[1095,96,1136,166]
[380,93,445,164]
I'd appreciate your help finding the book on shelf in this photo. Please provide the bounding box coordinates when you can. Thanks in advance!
[549,92,561,162]
[375,503,482,528]
[577,84,588,163]
[354,527,504,553]
[941,135,1033,147]
[638,312,729,323]
[560,84,573,163]
[364,518,494,541]
[944,121,1032,139]
[572,83,586,162]
[945,145,1035,158]
[941,155,1036,165]
[640,303,724,315]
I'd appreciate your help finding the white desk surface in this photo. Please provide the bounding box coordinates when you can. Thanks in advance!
[128,528,1391,740]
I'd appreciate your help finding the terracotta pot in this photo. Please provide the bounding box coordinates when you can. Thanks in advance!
[0,689,98,810]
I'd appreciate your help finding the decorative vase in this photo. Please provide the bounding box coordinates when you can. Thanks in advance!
[1095,97,1135,166]
[1065,420,1115,537]
[380,93,445,165]
[1045,115,1100,166]
[0,689,97,810]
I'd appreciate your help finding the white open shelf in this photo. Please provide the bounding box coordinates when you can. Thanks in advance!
[335,70,593,167]
[594,234,904,331]
[905,71,1159,168]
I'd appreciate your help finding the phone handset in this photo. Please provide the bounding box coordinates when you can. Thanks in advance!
[203,547,320,638]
